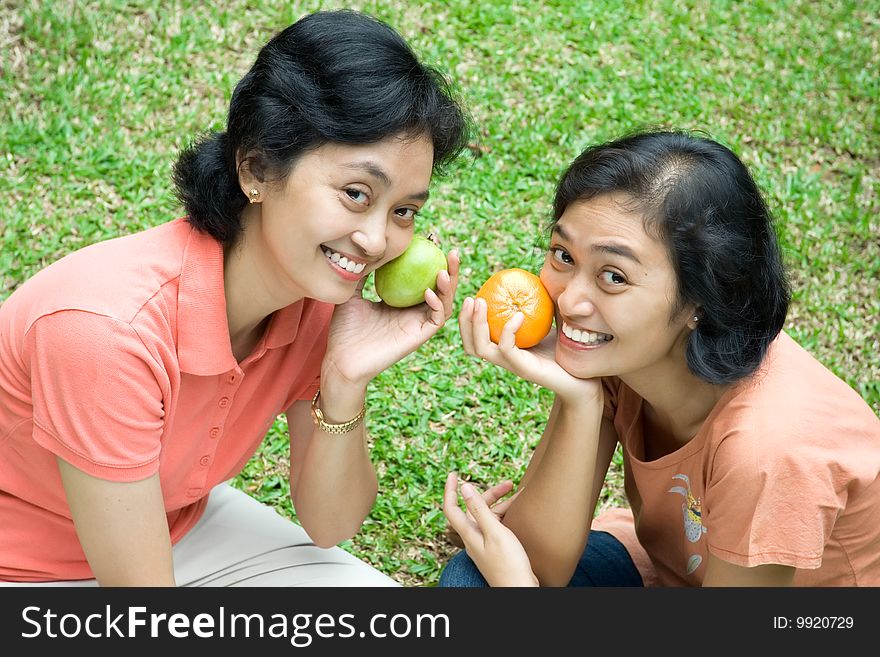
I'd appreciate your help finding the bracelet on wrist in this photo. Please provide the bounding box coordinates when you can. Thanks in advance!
[310,390,366,435]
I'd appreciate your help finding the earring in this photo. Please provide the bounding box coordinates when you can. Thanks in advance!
[693,316,699,323]
[248,188,260,204]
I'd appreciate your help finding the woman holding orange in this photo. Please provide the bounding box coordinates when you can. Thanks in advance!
[441,130,880,587]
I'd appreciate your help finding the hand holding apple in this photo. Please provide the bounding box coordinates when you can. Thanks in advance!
[320,236,458,389]
[375,234,448,308]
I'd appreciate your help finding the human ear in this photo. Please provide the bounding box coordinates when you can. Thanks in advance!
[236,150,267,202]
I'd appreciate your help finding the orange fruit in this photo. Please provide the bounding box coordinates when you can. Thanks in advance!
[475,268,554,348]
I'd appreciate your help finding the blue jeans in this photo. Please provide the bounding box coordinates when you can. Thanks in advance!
[438,530,644,587]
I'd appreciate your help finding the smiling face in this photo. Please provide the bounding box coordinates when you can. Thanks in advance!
[539,194,697,384]
[240,133,435,307]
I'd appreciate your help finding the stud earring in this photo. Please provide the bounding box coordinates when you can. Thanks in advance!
[248,188,260,204]
[693,316,699,323]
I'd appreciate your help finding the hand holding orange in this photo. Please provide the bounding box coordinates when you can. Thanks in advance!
[475,268,554,348]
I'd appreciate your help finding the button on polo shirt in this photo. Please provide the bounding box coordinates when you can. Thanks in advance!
[0,217,334,581]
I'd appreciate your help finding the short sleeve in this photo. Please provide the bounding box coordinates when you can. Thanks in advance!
[704,428,844,569]
[26,310,169,482]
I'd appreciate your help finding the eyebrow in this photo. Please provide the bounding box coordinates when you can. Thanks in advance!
[552,224,643,265]
[343,161,430,201]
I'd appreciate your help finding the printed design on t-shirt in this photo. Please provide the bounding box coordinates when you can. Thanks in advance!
[668,473,707,575]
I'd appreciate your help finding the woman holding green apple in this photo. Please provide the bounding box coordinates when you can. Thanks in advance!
[0,10,469,586]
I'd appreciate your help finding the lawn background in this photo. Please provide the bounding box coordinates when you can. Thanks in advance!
[1,0,877,586]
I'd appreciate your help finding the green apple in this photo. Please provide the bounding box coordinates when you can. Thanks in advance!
[375,235,448,308]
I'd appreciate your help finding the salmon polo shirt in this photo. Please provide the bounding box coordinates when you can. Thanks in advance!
[0,218,333,581]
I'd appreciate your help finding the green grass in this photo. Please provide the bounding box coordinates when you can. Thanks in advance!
[2,0,877,586]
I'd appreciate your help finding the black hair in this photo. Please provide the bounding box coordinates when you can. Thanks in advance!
[173,9,471,245]
[552,130,791,385]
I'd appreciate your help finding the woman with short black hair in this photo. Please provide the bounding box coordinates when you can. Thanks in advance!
[174,9,468,247]
[441,130,880,588]
[0,9,470,586]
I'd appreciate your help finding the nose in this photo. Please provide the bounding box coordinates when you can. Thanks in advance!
[555,277,596,319]
[350,213,388,258]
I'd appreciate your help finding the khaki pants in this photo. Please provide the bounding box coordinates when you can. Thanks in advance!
[2,484,399,587]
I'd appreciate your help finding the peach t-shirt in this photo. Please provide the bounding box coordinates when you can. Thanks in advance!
[0,218,333,581]
[598,332,880,586]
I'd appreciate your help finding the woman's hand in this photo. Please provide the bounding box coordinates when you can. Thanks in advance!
[443,472,538,587]
[323,249,460,387]
[444,479,518,549]
[459,296,600,404]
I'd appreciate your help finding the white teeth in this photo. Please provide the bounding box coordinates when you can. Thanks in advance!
[561,321,611,345]
[323,247,366,274]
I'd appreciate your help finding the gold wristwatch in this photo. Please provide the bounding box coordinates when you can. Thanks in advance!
[311,390,366,434]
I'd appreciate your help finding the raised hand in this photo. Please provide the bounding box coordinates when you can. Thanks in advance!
[442,472,538,587]
[444,479,517,549]
[459,295,600,404]
[323,249,460,387]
